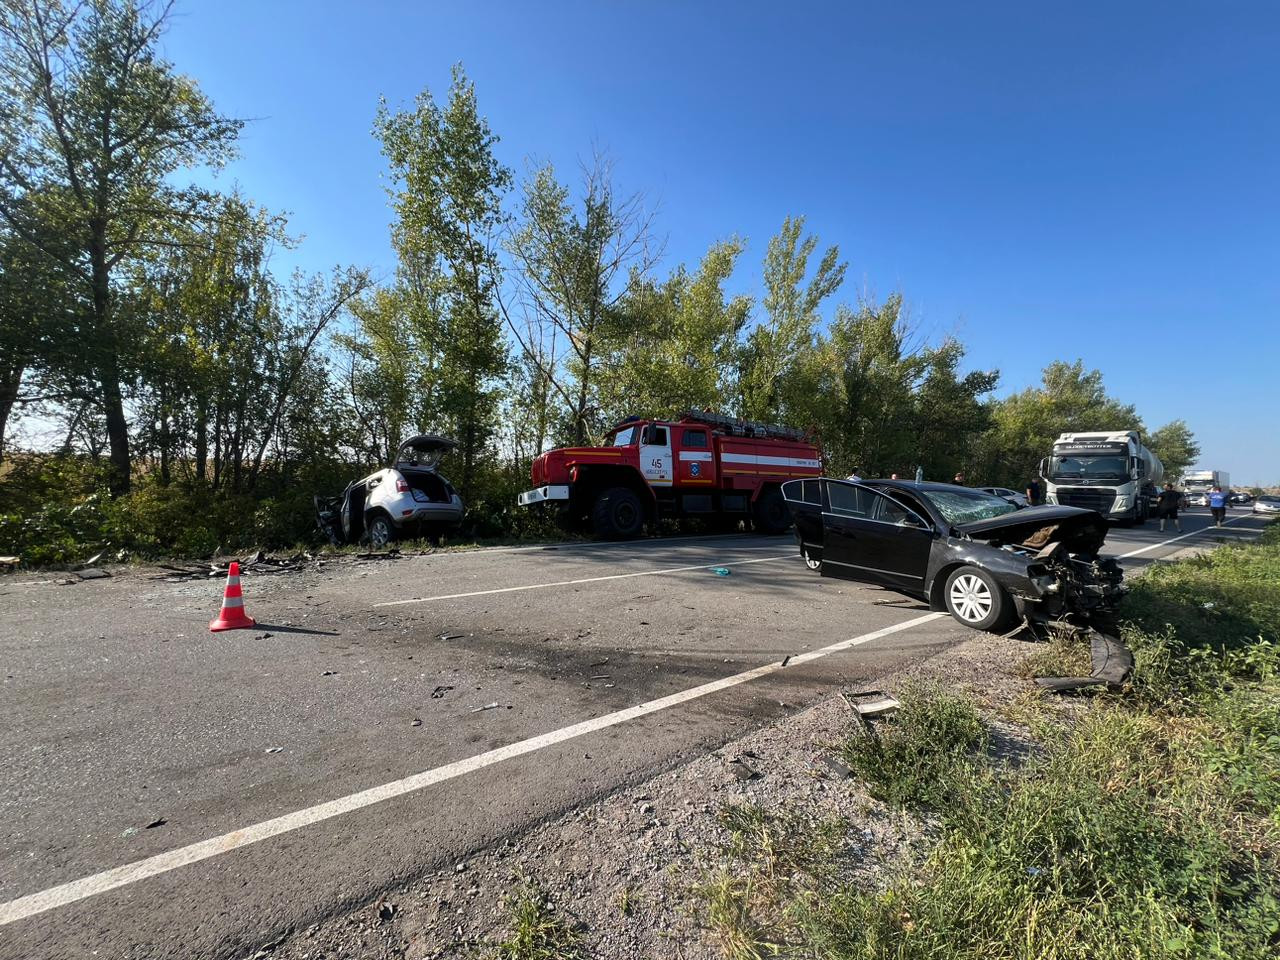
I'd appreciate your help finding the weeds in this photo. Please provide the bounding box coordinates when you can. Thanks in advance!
[693,804,846,959]
[485,882,581,960]
[841,682,987,808]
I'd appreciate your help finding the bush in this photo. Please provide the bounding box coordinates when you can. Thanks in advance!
[841,682,988,808]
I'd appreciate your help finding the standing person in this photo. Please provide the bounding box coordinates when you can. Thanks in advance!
[953,471,966,486]
[1156,482,1182,533]
[1026,476,1043,506]
[890,472,900,480]
[1208,485,1230,526]
[847,466,863,482]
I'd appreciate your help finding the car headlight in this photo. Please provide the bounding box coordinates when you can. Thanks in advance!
[1114,496,1129,509]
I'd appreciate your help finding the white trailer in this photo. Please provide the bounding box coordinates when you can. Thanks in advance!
[1182,469,1229,496]
[1040,431,1164,524]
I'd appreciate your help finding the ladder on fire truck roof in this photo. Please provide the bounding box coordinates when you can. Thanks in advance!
[680,409,807,442]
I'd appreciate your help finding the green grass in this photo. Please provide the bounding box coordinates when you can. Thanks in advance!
[695,522,1280,960]
[841,682,987,809]
[485,883,581,960]
[693,804,846,959]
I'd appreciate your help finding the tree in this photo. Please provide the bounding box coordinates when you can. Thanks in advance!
[0,0,241,492]
[809,293,997,478]
[374,64,510,501]
[982,360,1142,487]
[597,239,751,422]
[738,216,846,423]
[1147,419,1199,481]
[504,155,659,445]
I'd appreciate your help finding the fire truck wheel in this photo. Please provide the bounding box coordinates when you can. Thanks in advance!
[593,487,645,539]
[751,488,790,535]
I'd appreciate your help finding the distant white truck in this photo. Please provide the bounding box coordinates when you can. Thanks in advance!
[1182,469,1229,504]
[1040,431,1163,524]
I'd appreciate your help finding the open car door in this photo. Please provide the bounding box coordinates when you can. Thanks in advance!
[820,480,933,593]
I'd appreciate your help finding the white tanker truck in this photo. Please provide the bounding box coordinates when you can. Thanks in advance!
[1040,431,1164,525]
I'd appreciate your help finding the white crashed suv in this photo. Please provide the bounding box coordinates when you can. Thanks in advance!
[316,435,464,547]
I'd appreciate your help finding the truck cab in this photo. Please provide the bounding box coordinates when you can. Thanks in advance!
[1040,431,1163,524]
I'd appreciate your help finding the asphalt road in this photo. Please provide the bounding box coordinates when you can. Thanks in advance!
[0,507,1267,959]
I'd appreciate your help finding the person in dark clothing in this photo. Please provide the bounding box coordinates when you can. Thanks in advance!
[953,472,965,486]
[1208,486,1230,526]
[1156,482,1182,532]
[1026,478,1043,506]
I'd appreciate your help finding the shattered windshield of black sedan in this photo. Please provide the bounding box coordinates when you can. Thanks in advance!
[922,488,1020,525]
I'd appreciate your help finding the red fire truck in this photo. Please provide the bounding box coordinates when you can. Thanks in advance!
[518,410,823,539]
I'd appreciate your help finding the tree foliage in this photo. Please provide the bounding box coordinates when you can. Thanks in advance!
[1147,419,1200,481]
[0,0,241,491]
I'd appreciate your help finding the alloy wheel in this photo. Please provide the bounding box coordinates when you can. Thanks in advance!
[949,573,993,623]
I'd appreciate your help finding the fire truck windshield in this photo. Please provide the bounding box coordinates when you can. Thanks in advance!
[611,426,639,446]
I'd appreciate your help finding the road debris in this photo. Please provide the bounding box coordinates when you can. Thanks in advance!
[377,901,398,922]
[321,670,337,676]
[439,632,465,641]
[710,567,731,576]
[727,758,759,780]
[73,567,111,580]
[1035,625,1134,693]
[471,702,501,713]
[842,689,901,718]
[431,685,454,698]
[818,754,854,779]
[145,817,166,829]
[264,747,283,754]
[411,718,422,727]
[780,655,792,667]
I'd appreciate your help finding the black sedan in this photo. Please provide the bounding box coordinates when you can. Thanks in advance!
[782,478,1125,632]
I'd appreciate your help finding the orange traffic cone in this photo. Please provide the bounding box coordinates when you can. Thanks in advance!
[210,561,256,632]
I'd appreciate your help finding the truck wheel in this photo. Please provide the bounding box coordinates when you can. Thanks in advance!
[944,566,1014,632]
[751,488,790,535]
[592,487,645,540]
[367,513,396,548]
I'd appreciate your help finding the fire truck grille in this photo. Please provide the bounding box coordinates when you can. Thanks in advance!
[1055,487,1117,513]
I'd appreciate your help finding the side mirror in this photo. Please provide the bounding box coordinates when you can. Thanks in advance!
[1038,458,1047,477]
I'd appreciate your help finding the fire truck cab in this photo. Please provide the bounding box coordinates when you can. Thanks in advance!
[518,411,822,539]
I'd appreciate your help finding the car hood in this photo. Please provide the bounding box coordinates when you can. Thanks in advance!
[957,505,1108,554]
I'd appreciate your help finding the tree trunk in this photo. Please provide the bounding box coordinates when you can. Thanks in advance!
[0,359,24,464]
[90,225,131,495]
[194,401,208,482]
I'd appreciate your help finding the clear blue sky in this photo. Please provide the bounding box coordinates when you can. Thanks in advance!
[160,1,1280,483]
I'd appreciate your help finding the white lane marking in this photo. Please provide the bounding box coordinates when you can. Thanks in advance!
[0,612,947,926]
[372,553,794,607]
[433,531,765,558]
[1115,514,1257,560]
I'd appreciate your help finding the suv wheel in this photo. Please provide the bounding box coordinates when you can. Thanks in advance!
[592,487,645,540]
[368,513,396,548]
[944,565,1013,632]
